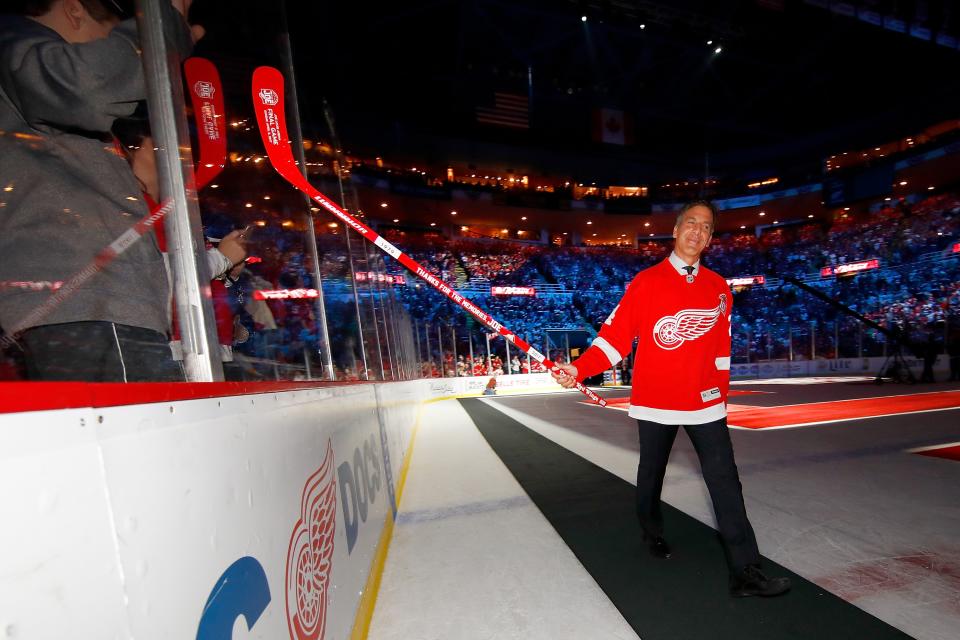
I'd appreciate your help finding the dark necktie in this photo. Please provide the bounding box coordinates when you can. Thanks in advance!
[683,266,695,276]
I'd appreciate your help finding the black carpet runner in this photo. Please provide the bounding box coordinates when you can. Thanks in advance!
[459,398,914,640]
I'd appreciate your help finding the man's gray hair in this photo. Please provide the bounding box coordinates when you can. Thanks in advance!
[674,200,718,229]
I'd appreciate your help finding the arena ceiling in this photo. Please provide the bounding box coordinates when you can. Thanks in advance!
[288,0,959,184]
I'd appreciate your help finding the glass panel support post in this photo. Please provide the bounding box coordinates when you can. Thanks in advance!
[135,0,221,381]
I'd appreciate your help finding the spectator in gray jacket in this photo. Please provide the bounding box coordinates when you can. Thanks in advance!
[0,0,195,381]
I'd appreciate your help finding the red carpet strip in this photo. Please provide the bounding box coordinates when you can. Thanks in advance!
[727,390,960,429]
[909,442,960,462]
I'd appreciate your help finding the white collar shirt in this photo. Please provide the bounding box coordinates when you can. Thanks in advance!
[668,251,700,277]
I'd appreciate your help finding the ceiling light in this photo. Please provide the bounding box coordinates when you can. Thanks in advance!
[393,218,399,223]
[380,202,388,208]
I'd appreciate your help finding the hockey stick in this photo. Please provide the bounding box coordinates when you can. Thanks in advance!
[184,57,227,189]
[251,66,605,405]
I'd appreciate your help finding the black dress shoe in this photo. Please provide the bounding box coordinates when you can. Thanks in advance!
[643,534,671,559]
[729,564,791,597]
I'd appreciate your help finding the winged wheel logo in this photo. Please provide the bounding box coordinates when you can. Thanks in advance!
[652,294,727,350]
[285,439,336,640]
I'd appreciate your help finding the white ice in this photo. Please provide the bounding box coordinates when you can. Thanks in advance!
[366,399,639,640]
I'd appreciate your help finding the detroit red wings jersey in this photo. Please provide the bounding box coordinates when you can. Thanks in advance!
[573,255,732,424]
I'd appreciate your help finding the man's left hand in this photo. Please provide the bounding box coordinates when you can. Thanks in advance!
[551,363,579,389]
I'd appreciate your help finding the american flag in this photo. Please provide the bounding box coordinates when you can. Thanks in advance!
[476,92,529,129]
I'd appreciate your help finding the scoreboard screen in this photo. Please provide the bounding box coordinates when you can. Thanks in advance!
[823,163,894,207]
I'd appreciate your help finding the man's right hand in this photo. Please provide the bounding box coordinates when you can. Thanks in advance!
[551,363,579,389]
[217,229,248,266]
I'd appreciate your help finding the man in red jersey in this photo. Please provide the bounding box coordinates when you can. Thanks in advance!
[553,200,790,598]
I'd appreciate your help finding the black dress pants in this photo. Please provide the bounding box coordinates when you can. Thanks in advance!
[20,321,184,382]
[636,417,761,571]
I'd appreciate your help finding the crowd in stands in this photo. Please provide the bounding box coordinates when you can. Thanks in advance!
[390,191,960,368]
[418,350,559,378]
[162,184,960,380]
[5,174,957,381]
[163,189,960,377]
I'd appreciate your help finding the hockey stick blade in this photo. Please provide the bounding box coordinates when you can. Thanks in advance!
[184,57,227,190]
[250,65,605,406]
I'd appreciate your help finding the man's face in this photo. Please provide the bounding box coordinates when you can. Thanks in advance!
[672,205,714,262]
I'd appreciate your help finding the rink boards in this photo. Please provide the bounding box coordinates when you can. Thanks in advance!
[730,354,950,380]
[0,374,560,640]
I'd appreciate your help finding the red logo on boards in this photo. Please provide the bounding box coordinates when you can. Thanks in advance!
[285,440,337,640]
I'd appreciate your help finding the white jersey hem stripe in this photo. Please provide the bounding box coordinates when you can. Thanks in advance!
[592,336,623,368]
[628,403,727,424]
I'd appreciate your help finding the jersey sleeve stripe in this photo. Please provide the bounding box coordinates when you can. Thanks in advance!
[715,356,731,370]
[593,336,623,368]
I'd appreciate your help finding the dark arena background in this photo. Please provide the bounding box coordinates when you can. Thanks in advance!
[0,1,958,639]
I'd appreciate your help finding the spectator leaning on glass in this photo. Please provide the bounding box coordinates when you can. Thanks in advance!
[552,200,791,598]
[0,0,199,381]
[120,124,249,375]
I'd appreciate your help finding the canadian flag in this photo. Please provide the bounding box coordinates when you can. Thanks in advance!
[592,108,634,145]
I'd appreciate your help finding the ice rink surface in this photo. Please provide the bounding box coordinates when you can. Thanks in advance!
[369,378,960,640]
[366,398,638,640]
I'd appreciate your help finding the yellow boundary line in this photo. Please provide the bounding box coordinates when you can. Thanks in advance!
[348,388,567,638]
[349,402,425,639]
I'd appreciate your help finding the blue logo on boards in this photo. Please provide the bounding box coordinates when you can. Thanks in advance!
[196,556,271,639]
[339,432,383,554]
